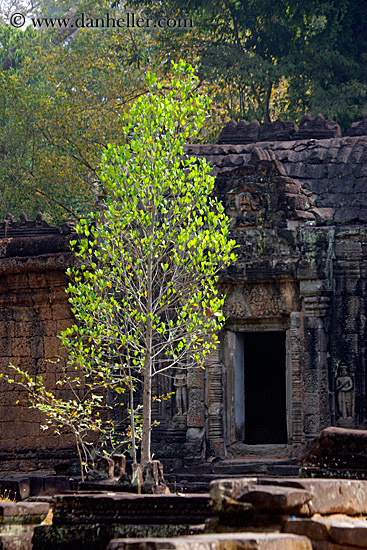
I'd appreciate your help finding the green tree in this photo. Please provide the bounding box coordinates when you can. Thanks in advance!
[5,60,236,478]
[67,59,237,467]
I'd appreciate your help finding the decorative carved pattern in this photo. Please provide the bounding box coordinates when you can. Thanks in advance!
[303,295,331,317]
[288,313,303,448]
[224,283,298,319]
[187,388,204,427]
[207,364,224,441]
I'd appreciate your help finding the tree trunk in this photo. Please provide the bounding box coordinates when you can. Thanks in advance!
[141,343,152,466]
[141,252,153,467]
[264,82,273,123]
[128,361,137,466]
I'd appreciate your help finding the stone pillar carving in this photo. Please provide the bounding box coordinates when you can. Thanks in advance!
[205,345,225,457]
[287,312,303,452]
[300,279,331,441]
[184,362,205,457]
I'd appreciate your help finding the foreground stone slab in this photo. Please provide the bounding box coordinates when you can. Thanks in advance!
[0,502,49,524]
[0,532,33,550]
[106,533,312,550]
[263,479,367,515]
[329,518,367,548]
[284,517,329,541]
[211,477,367,516]
[52,493,211,526]
[312,543,366,550]
[285,514,367,548]
[237,484,311,512]
[300,427,367,470]
[32,524,205,550]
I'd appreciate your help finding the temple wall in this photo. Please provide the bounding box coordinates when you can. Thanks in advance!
[0,220,75,471]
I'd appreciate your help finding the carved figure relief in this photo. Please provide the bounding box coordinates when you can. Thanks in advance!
[336,362,355,421]
[224,282,297,319]
[173,371,187,417]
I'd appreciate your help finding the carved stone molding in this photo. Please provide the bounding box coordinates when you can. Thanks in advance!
[206,364,224,442]
[303,295,331,317]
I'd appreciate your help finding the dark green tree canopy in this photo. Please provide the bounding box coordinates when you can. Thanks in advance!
[132,0,367,130]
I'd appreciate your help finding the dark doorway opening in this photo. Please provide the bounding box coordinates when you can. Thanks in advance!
[244,331,287,444]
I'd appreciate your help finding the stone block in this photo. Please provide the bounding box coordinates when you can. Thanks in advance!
[33,305,52,321]
[0,532,34,550]
[286,514,367,549]
[210,479,258,514]
[0,501,49,524]
[259,119,298,142]
[52,493,212,526]
[236,484,311,512]
[106,533,312,550]
[28,273,48,289]
[217,120,260,144]
[260,478,367,515]
[51,304,72,321]
[312,542,363,550]
[329,519,367,548]
[295,114,341,140]
[43,476,70,496]
[11,338,31,357]
[347,115,367,136]
[6,274,29,290]
[0,477,30,500]
[300,427,367,470]
[43,337,61,358]
[46,271,68,287]
[284,518,329,541]
[30,337,44,359]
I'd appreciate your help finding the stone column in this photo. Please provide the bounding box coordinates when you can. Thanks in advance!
[185,363,205,458]
[300,279,331,442]
[205,346,226,458]
[286,312,303,453]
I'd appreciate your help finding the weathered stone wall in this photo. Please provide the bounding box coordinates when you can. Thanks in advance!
[198,156,367,457]
[152,150,367,460]
[0,217,75,471]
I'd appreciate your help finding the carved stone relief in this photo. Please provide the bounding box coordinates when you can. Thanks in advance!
[335,362,355,426]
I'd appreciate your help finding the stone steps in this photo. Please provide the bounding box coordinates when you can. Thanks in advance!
[166,461,301,492]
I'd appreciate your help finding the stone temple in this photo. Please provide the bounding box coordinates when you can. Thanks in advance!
[1,113,367,470]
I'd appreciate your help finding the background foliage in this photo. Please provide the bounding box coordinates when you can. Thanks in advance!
[0,0,366,219]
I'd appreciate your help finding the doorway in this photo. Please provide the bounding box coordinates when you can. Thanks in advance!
[243,331,287,444]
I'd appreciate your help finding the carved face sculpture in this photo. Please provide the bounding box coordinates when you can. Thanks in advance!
[339,365,348,376]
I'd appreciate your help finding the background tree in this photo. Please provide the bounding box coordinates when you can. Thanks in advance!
[132,0,367,133]
[0,3,166,222]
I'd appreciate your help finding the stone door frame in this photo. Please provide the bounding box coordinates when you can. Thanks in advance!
[221,318,298,453]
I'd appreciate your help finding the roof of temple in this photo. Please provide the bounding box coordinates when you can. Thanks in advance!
[186,132,367,225]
